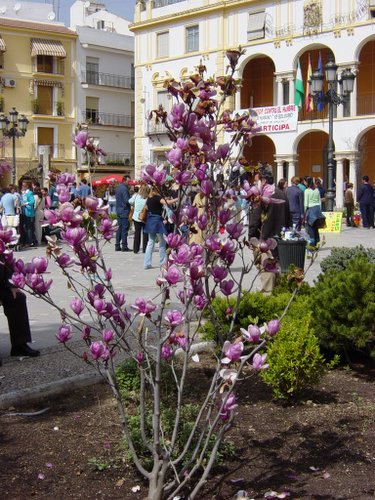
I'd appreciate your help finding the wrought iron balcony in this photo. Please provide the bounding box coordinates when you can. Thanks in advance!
[31,143,66,159]
[146,122,169,135]
[102,153,135,166]
[153,0,186,8]
[84,110,134,127]
[82,71,134,90]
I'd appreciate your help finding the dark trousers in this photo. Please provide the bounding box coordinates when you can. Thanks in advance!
[0,289,31,348]
[345,203,354,226]
[359,202,372,228]
[133,220,148,253]
[115,216,130,249]
[306,221,320,247]
[24,216,36,245]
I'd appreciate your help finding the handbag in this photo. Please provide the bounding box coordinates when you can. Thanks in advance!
[139,205,148,223]
[315,215,326,229]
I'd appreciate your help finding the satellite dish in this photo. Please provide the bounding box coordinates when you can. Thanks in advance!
[0,6,6,14]
[14,3,21,12]
[47,11,56,20]
[84,1,90,8]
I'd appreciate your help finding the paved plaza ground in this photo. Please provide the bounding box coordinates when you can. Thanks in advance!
[0,225,374,405]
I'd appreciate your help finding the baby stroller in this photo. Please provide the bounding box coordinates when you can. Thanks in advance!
[2,214,21,251]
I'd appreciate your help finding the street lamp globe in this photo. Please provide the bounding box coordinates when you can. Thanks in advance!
[9,107,18,123]
[325,59,338,83]
[0,114,9,131]
[310,68,324,94]
[341,68,356,95]
[18,115,29,133]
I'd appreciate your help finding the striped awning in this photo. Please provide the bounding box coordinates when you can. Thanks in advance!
[0,36,6,52]
[30,38,66,58]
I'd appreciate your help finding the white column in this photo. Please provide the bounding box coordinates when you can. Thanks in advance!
[276,77,283,106]
[349,159,358,203]
[288,78,294,105]
[288,161,296,183]
[335,157,344,209]
[276,160,284,182]
[351,66,358,117]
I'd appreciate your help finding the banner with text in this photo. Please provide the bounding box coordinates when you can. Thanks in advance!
[319,212,343,233]
[252,104,298,133]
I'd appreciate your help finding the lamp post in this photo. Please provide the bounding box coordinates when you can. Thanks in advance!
[0,107,29,185]
[310,60,356,211]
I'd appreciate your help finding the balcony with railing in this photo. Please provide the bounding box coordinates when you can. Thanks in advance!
[31,143,66,159]
[82,71,134,90]
[146,122,169,135]
[102,152,135,166]
[84,109,134,127]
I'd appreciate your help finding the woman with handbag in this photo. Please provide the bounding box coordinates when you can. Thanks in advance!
[129,185,150,254]
[304,176,325,248]
[143,186,178,270]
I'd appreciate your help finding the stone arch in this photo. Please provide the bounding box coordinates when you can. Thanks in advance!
[239,54,275,109]
[294,130,330,180]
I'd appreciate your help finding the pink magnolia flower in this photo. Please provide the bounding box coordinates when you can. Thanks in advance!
[56,253,74,268]
[165,309,184,327]
[25,274,52,295]
[176,335,187,350]
[74,130,89,149]
[93,298,107,315]
[200,179,214,197]
[218,209,231,226]
[161,344,173,361]
[252,353,269,371]
[241,324,261,343]
[61,227,87,247]
[90,341,105,360]
[0,228,15,243]
[98,218,115,240]
[220,279,235,296]
[162,265,183,286]
[225,223,244,240]
[102,328,114,343]
[165,233,184,249]
[221,340,244,364]
[219,368,238,384]
[136,351,144,364]
[193,293,207,310]
[10,272,25,288]
[105,268,112,280]
[43,208,60,225]
[56,324,72,343]
[131,297,157,316]
[70,297,84,316]
[267,319,280,336]
[170,244,191,265]
[32,257,48,274]
[262,258,280,274]
[211,265,228,283]
[113,292,125,306]
[219,392,238,421]
[82,325,91,340]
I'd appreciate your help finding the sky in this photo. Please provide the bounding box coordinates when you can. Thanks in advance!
[58,0,136,24]
[19,0,136,25]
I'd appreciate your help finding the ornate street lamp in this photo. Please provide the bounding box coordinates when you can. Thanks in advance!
[0,107,29,184]
[310,60,356,211]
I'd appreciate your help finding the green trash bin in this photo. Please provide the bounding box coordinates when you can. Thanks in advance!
[276,239,307,273]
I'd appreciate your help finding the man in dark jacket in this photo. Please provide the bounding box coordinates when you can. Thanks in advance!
[115,175,131,251]
[286,176,304,230]
[357,175,374,229]
[0,257,40,359]
[248,172,289,294]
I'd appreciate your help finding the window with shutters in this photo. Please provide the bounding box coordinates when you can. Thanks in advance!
[186,25,199,53]
[157,31,169,59]
[86,96,99,124]
[86,57,99,85]
[247,10,266,41]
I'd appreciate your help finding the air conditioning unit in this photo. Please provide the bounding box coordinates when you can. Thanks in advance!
[4,78,16,88]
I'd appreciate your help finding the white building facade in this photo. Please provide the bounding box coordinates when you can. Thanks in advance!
[71,0,135,176]
[131,0,375,208]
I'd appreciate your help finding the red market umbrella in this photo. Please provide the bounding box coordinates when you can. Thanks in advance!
[92,174,124,187]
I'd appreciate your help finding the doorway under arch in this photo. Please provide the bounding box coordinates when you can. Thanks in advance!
[241,55,275,109]
[297,131,330,181]
[243,135,276,168]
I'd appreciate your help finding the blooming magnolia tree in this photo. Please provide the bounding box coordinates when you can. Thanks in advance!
[0,50,300,499]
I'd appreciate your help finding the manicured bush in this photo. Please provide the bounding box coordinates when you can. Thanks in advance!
[320,245,375,274]
[261,314,329,399]
[312,257,375,358]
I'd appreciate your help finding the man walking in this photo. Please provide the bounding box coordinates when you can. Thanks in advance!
[286,176,304,230]
[115,175,131,251]
[357,176,374,229]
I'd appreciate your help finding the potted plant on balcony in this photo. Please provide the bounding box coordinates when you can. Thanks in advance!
[56,101,64,116]
[32,98,39,114]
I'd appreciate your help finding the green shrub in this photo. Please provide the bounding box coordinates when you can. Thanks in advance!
[261,315,329,399]
[312,257,375,358]
[320,246,375,274]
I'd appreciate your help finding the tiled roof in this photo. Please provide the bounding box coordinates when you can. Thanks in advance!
[0,17,76,36]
